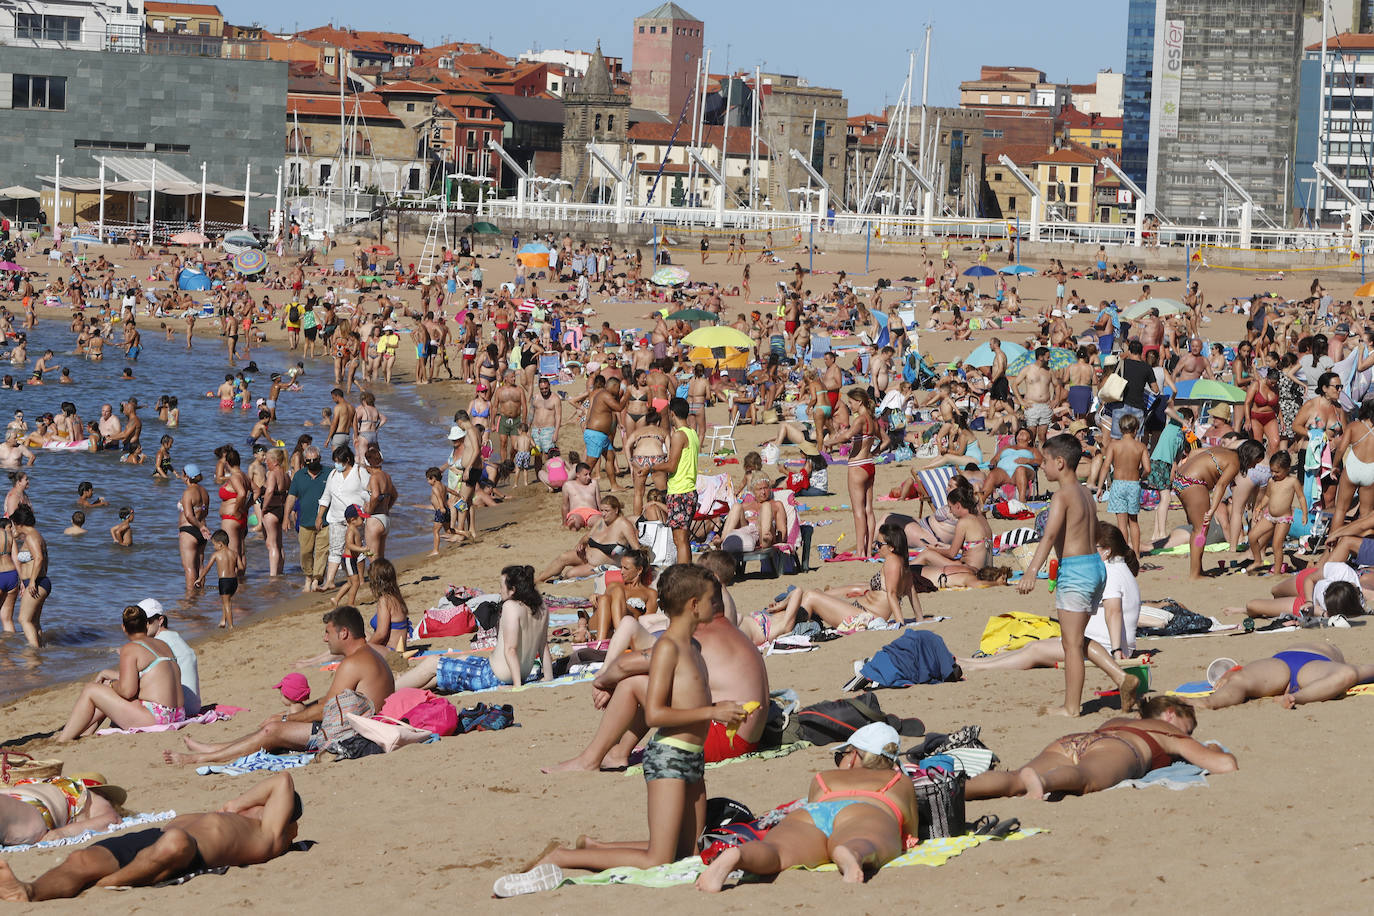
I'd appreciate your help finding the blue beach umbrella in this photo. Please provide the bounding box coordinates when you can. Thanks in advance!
[998,264,1036,275]
[963,265,996,277]
[963,340,1028,369]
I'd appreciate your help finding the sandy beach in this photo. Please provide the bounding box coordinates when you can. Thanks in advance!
[3,229,1374,911]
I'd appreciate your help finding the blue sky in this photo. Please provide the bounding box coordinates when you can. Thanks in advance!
[230,0,1128,114]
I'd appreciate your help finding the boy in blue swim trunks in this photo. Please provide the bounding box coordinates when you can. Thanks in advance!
[495,564,745,896]
[1019,434,1140,717]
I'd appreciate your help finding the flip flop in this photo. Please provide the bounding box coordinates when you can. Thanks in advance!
[493,863,564,897]
[969,814,999,836]
[988,817,1021,839]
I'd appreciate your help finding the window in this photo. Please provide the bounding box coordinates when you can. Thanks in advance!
[15,13,81,43]
[1069,185,1079,202]
[1047,166,1057,182]
[406,102,415,111]
[324,55,335,64]
[979,93,989,104]
[607,115,615,132]
[350,165,362,185]
[594,113,602,131]
[649,26,656,33]
[1001,94,1010,103]
[1008,195,1017,210]
[994,171,1003,182]
[10,74,66,111]
[288,162,302,185]
[198,22,210,35]
[1070,167,1079,183]
[466,129,476,148]
[73,139,189,153]
[639,25,645,33]
[408,168,422,191]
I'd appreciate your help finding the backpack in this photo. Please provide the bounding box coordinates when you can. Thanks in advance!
[457,703,516,733]
[288,304,301,323]
[772,692,924,747]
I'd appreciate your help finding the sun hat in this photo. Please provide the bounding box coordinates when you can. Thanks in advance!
[447,425,467,440]
[274,673,310,703]
[1067,419,1089,435]
[835,722,901,761]
[1211,403,1232,420]
[65,773,128,806]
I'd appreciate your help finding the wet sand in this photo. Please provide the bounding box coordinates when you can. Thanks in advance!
[3,234,1373,911]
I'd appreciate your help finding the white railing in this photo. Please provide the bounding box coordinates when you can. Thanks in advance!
[474,198,1362,254]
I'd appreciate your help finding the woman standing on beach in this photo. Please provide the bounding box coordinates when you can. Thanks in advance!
[0,517,19,634]
[826,389,881,558]
[260,449,289,577]
[216,446,250,562]
[11,505,49,648]
[176,464,211,593]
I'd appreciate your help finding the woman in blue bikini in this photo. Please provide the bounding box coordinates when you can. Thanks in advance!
[1192,642,1374,709]
[696,723,917,891]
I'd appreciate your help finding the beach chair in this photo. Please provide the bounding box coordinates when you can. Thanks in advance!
[913,466,957,517]
[537,354,562,378]
[689,472,733,544]
[332,258,346,274]
[704,397,739,455]
[734,490,813,579]
[809,336,832,364]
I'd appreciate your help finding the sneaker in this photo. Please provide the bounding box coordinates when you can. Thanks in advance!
[493,863,564,898]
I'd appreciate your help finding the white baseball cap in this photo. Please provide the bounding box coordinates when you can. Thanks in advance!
[137,598,165,618]
[835,722,901,761]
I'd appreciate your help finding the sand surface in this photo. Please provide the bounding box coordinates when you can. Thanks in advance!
[3,232,1373,911]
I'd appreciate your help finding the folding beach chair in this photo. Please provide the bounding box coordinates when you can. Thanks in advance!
[734,490,813,579]
[913,465,957,517]
[704,396,739,455]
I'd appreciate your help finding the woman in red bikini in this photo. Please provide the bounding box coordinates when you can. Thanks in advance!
[1243,367,1281,454]
[965,696,1236,800]
[825,388,881,557]
[696,723,918,891]
[215,446,250,561]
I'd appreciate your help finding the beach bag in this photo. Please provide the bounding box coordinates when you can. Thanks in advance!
[404,697,459,736]
[417,607,476,639]
[705,797,755,829]
[1099,371,1127,403]
[320,689,374,753]
[912,768,966,840]
[379,687,437,721]
[345,714,432,753]
[779,692,924,747]
[637,519,678,566]
[1,751,62,785]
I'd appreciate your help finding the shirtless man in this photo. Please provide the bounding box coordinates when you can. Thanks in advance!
[650,313,671,362]
[326,388,354,452]
[362,444,397,561]
[1016,348,1057,444]
[561,462,603,530]
[96,404,121,441]
[492,370,528,465]
[1174,338,1211,381]
[583,375,629,490]
[107,399,142,455]
[1136,307,1165,360]
[530,377,562,457]
[543,567,770,772]
[987,338,1011,414]
[869,346,894,397]
[0,773,301,901]
[164,607,394,766]
[0,433,35,469]
[1065,348,1096,418]
[821,351,843,414]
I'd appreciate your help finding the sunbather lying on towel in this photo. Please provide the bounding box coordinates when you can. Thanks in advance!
[696,723,918,892]
[1186,642,1374,709]
[0,773,300,901]
[965,697,1236,801]
[0,776,123,847]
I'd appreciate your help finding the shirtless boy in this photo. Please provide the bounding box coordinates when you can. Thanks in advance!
[1093,412,1150,554]
[561,462,602,530]
[1018,434,1139,716]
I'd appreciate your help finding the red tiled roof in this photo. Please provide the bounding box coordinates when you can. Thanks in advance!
[294,26,391,55]
[357,30,422,48]
[1306,31,1374,51]
[373,79,443,95]
[628,122,769,156]
[848,113,886,126]
[1033,146,1098,165]
[287,94,402,122]
[1056,106,1122,130]
[145,1,222,15]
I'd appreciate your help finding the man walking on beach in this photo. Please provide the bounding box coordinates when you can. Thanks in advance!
[530,377,562,457]
[163,607,393,766]
[285,446,329,592]
[326,389,354,453]
[664,398,700,565]
[0,773,302,901]
[493,370,528,465]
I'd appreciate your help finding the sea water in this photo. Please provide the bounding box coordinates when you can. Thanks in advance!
[0,319,450,702]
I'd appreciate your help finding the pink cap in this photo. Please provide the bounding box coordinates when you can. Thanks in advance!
[274,673,310,703]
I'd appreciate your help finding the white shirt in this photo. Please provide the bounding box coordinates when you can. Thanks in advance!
[1315,562,1361,614]
[317,464,371,525]
[1085,557,1141,654]
[155,629,201,715]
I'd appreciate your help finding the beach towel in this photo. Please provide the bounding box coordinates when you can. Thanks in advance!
[560,830,1044,889]
[0,811,177,854]
[859,630,957,687]
[1169,682,1374,700]
[195,751,315,776]
[978,612,1060,655]
[96,705,243,735]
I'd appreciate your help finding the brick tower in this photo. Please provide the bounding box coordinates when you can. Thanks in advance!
[631,3,703,120]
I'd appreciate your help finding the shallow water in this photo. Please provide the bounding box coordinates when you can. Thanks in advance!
[0,319,448,702]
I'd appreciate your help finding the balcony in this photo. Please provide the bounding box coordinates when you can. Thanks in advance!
[145,32,224,58]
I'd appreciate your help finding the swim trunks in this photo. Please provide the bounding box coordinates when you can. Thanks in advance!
[436,654,505,693]
[583,428,611,459]
[666,492,696,530]
[532,426,555,453]
[1055,552,1107,614]
[642,734,705,783]
[565,506,599,526]
[498,416,520,437]
[217,577,238,597]
[703,719,759,763]
[1107,479,1142,515]
[1024,403,1052,428]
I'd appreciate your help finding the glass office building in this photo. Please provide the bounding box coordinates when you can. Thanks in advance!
[1122,0,1156,193]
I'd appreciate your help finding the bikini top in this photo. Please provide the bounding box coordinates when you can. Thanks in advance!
[1098,725,1172,771]
[869,570,886,592]
[218,484,238,501]
[813,771,908,832]
[137,646,172,676]
[470,404,491,418]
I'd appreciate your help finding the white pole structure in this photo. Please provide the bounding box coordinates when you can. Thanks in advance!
[1312,161,1364,250]
[1100,157,1147,246]
[899,51,913,212]
[52,154,61,239]
[690,51,710,207]
[788,148,830,231]
[1316,0,1329,222]
[721,78,732,209]
[97,157,106,243]
[919,25,934,232]
[199,161,207,237]
[686,148,728,227]
[751,65,760,208]
[148,159,157,245]
[487,140,529,218]
[1205,159,1255,248]
[273,165,284,247]
[242,163,251,230]
[586,143,629,224]
[997,154,1041,243]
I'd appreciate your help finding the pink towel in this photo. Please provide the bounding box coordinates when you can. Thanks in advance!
[96,705,244,736]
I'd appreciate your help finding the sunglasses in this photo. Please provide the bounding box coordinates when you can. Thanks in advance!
[833,748,855,766]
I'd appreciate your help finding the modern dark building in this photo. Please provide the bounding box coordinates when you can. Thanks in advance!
[0,46,285,224]
[1121,0,1156,194]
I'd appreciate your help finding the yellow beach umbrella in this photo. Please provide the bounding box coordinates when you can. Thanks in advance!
[1355,281,1374,297]
[682,326,754,349]
[687,346,750,369]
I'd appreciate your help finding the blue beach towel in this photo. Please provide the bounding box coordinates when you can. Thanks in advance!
[860,630,957,687]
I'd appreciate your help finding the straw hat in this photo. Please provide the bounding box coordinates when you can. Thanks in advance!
[65,773,128,806]
[1211,403,1232,421]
